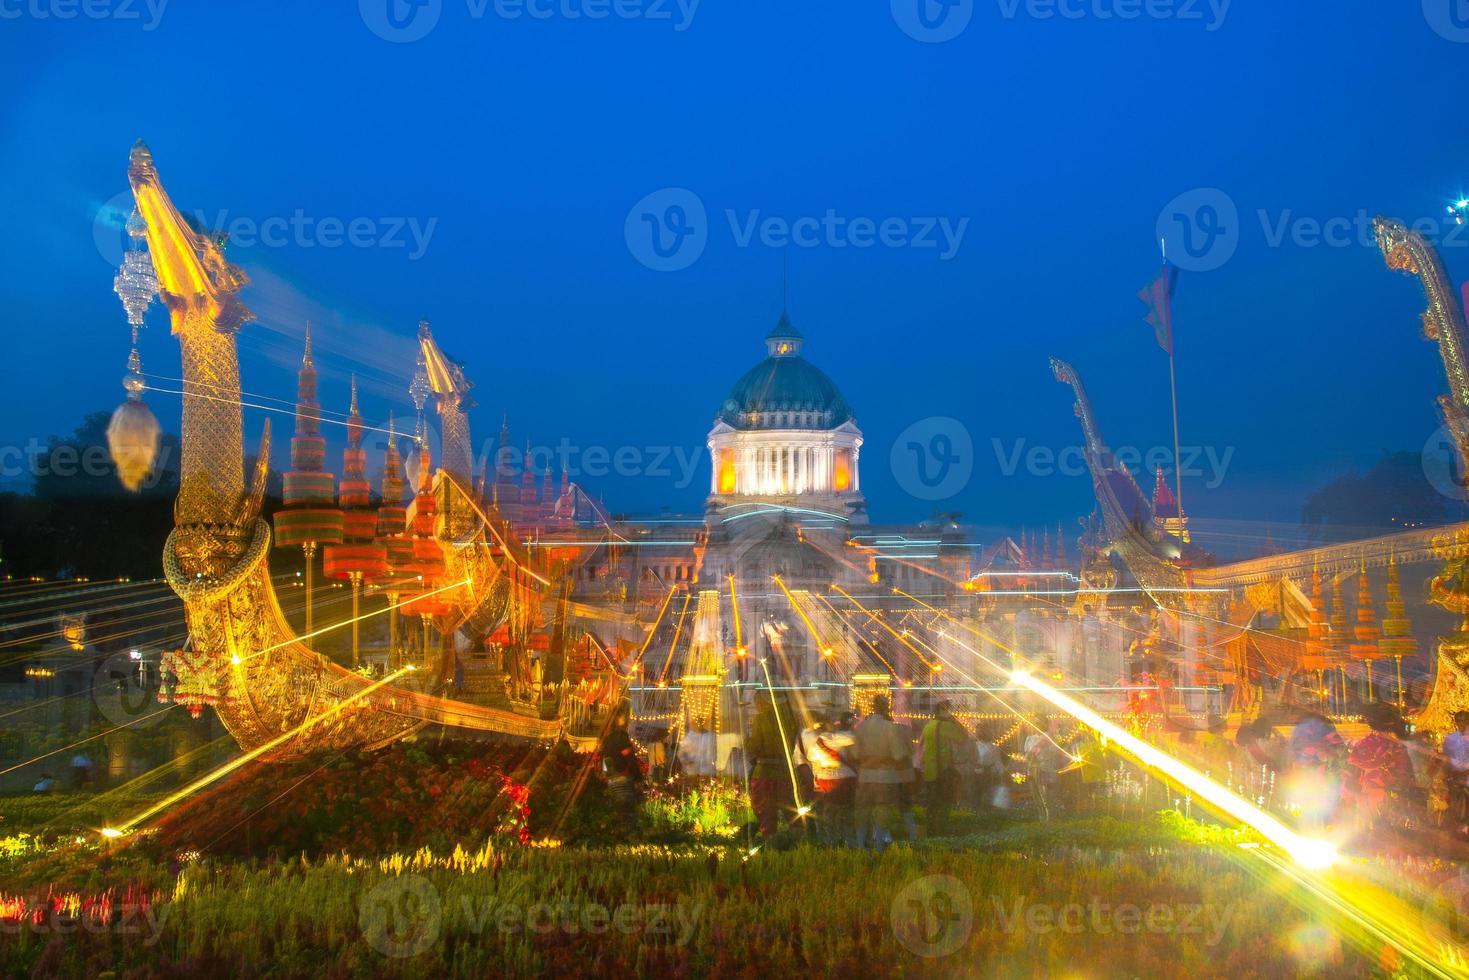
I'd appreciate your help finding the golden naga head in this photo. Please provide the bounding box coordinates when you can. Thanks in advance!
[127,140,252,334]
[1373,216,1421,277]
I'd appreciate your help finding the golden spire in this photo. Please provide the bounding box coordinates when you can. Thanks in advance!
[1380,553,1417,659]
[1350,557,1380,658]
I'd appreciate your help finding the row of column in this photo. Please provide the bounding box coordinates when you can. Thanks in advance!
[733,444,853,495]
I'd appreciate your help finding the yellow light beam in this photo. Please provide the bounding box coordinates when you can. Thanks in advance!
[757,657,805,813]
[727,574,745,656]
[813,592,895,674]
[830,584,936,670]
[658,590,694,684]
[110,667,415,834]
[636,585,677,664]
[1009,667,1335,869]
[933,610,1334,862]
[240,577,470,666]
[772,575,832,659]
[918,630,1073,757]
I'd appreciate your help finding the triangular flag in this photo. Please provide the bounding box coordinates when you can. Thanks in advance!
[1138,262,1180,355]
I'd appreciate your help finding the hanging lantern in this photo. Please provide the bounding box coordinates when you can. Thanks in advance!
[107,348,160,491]
[112,209,158,327]
[107,208,160,492]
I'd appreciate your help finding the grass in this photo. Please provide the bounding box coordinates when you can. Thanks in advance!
[0,809,1404,978]
[0,747,1435,977]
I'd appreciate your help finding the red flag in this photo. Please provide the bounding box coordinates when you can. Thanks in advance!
[1138,262,1179,355]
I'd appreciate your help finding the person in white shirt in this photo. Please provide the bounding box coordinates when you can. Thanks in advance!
[801,712,857,843]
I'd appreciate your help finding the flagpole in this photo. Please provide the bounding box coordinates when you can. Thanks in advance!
[1161,238,1185,532]
[1167,345,1184,522]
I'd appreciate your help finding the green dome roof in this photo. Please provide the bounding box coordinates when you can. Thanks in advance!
[717,314,854,429]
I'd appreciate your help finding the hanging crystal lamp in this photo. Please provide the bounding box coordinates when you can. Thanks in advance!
[112,208,158,326]
[107,207,161,491]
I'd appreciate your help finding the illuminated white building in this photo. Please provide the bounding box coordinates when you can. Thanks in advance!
[705,313,866,521]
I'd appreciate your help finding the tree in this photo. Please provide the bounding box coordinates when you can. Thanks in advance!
[1300,451,1452,540]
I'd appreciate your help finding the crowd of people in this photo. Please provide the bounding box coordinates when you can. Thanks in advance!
[1235,702,1469,845]
[601,693,1081,847]
[600,692,1469,853]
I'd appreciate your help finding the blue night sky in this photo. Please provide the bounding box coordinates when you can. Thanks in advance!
[2,1,1467,532]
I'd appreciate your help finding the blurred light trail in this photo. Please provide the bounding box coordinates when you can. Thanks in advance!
[1011,667,1336,869]
[109,666,415,835]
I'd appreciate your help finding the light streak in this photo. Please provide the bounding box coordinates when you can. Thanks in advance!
[635,585,677,666]
[107,667,414,835]
[0,704,177,778]
[1008,668,1335,869]
[727,575,745,656]
[657,590,694,684]
[772,575,832,661]
[829,584,935,670]
[239,577,470,665]
[757,658,805,814]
